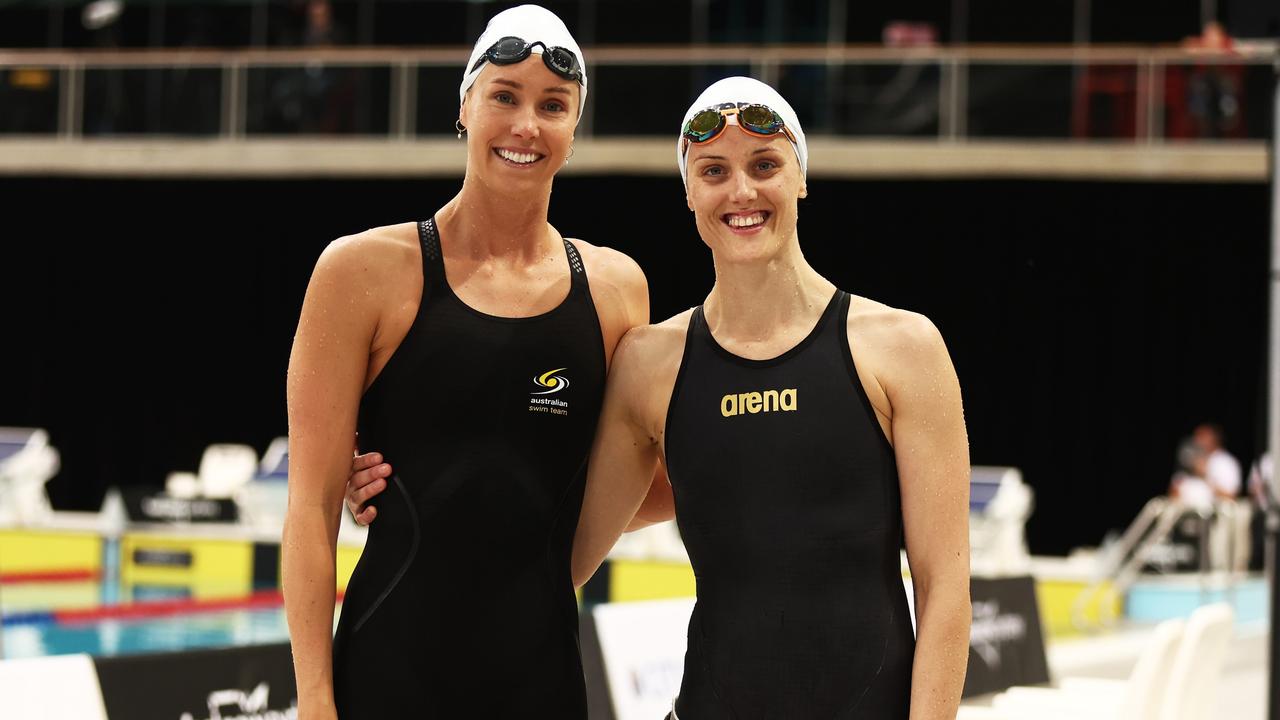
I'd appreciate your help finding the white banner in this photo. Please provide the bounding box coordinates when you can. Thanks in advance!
[593,598,696,720]
[0,653,109,720]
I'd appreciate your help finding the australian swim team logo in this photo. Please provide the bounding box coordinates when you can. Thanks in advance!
[720,388,797,417]
[532,368,570,395]
[529,368,570,416]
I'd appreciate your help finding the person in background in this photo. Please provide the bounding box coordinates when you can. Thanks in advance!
[1180,21,1243,138]
[1247,452,1273,570]
[1170,423,1248,570]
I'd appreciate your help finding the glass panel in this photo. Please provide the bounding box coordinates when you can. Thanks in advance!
[245,65,389,135]
[773,64,828,133]
[416,65,461,137]
[1162,60,1263,140]
[968,63,1081,139]
[1238,64,1274,141]
[591,64,751,135]
[813,61,941,136]
[5,53,1272,143]
[83,67,223,135]
[0,67,60,134]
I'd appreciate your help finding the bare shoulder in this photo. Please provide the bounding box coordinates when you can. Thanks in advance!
[610,309,694,438]
[846,294,956,410]
[615,309,693,368]
[303,222,424,349]
[565,238,650,349]
[846,294,947,357]
[316,221,419,280]
[566,238,648,299]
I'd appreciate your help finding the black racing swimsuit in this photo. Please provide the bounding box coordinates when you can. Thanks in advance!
[331,217,605,718]
[664,290,914,719]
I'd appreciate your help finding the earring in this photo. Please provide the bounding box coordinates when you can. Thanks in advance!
[455,120,466,139]
[564,145,574,165]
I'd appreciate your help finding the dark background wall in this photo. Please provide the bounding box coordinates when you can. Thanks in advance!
[0,175,1268,556]
[1,0,1277,50]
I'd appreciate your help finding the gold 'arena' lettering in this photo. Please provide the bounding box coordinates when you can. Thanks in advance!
[763,389,779,411]
[720,388,797,417]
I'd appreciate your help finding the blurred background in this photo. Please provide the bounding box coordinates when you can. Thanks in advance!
[0,1,1277,718]
[1,0,1275,559]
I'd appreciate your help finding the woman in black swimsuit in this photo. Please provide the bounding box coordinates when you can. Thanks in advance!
[282,6,650,719]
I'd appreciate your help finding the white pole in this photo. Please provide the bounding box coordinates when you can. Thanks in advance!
[1266,48,1278,720]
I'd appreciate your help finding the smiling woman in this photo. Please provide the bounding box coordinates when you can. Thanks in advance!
[464,65,576,176]
[566,77,973,720]
[279,5,650,720]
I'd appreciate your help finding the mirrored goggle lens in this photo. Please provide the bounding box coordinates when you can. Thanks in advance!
[739,105,782,133]
[685,110,724,141]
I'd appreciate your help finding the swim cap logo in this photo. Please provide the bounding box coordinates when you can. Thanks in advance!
[532,368,570,395]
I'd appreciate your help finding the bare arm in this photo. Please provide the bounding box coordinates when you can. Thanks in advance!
[571,327,669,587]
[886,314,972,720]
[283,238,381,719]
[624,461,675,531]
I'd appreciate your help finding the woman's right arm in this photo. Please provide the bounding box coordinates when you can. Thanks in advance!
[571,322,686,587]
[283,237,381,720]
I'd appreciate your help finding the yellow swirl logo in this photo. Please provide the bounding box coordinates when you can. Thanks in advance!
[532,368,570,395]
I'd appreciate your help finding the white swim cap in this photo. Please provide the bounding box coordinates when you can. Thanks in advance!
[676,76,807,188]
[459,5,588,122]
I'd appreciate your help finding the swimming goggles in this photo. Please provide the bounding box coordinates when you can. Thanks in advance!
[470,36,584,84]
[680,102,797,155]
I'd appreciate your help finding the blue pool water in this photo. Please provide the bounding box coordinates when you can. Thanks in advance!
[0,580,298,659]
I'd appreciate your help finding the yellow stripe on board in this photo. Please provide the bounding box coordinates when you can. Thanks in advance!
[609,559,696,602]
[121,534,252,598]
[336,544,363,592]
[0,530,102,573]
[1,582,101,612]
[1037,578,1122,638]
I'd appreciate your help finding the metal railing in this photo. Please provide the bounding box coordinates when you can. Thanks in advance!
[0,44,1275,141]
[1072,497,1250,630]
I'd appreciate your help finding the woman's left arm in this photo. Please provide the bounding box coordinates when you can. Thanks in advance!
[884,313,971,720]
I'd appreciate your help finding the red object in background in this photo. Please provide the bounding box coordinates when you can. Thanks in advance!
[1166,21,1246,139]
[1073,65,1139,138]
[0,568,99,584]
[1073,21,1248,140]
[51,588,348,624]
[883,22,937,48]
